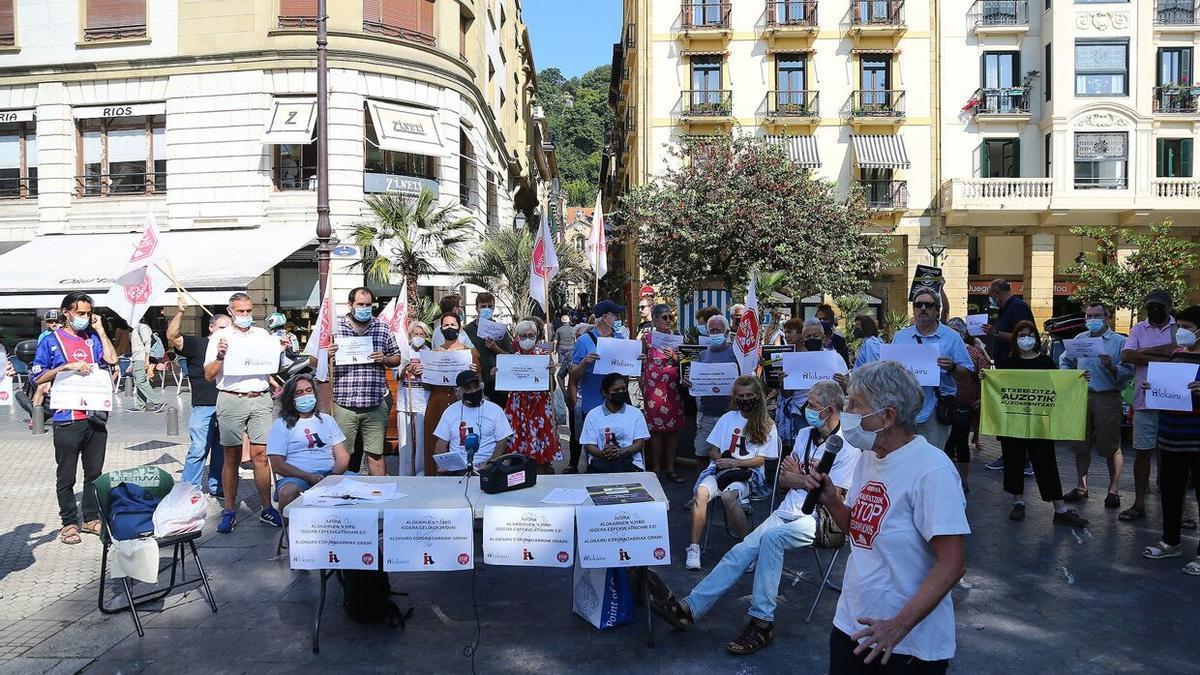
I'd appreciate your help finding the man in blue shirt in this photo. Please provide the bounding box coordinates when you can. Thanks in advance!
[38,310,62,342]
[683,314,739,472]
[1059,302,1133,508]
[567,299,624,473]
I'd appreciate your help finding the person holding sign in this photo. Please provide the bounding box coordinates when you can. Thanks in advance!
[326,288,402,477]
[397,322,431,476]
[580,373,650,473]
[204,292,285,534]
[31,292,117,545]
[568,300,625,473]
[422,313,481,476]
[464,292,512,407]
[683,314,740,472]
[641,304,686,484]
[267,374,350,513]
[432,370,513,472]
[770,319,846,457]
[851,315,884,369]
[501,320,559,472]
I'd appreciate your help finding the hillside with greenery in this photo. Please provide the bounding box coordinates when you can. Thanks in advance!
[537,65,613,205]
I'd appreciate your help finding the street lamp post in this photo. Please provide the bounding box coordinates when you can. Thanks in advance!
[315,0,332,314]
[925,244,946,268]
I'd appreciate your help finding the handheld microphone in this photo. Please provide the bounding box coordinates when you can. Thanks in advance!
[801,435,844,515]
[465,428,480,468]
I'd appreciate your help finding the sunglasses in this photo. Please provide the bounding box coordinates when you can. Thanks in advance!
[913,302,937,309]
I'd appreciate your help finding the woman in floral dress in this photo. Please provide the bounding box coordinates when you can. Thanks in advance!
[501,319,560,473]
[641,304,686,483]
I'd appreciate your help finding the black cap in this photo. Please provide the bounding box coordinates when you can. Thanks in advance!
[593,299,625,317]
[455,370,481,388]
[43,310,61,321]
[1145,288,1172,307]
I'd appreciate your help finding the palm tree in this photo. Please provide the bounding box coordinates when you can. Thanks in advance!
[351,188,476,318]
[460,226,591,321]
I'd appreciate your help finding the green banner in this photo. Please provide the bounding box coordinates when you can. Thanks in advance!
[980,370,1088,441]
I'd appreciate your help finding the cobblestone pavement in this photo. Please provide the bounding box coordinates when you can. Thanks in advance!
[0,388,1196,674]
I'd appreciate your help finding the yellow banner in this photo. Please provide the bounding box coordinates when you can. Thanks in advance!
[980,370,1088,441]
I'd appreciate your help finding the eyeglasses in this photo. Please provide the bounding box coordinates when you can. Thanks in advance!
[913,302,937,309]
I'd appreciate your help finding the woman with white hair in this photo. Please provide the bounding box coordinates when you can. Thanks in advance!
[800,360,969,673]
[500,319,559,473]
[397,322,431,476]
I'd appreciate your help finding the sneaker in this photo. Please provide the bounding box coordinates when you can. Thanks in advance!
[1023,462,1034,477]
[985,457,1004,471]
[1143,541,1183,559]
[1009,503,1025,521]
[260,507,283,528]
[1104,493,1120,509]
[685,544,701,570]
[1053,509,1089,527]
[216,509,237,534]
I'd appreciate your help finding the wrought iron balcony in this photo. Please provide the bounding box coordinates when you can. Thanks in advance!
[858,180,908,210]
[966,86,1031,116]
[849,90,905,118]
[1153,84,1200,113]
[767,90,819,117]
[76,172,168,197]
[363,21,436,46]
[680,90,734,118]
[682,2,732,30]
[766,1,818,28]
[969,0,1029,29]
[850,0,904,27]
[1155,0,1199,25]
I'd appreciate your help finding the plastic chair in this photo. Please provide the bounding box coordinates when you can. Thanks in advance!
[113,356,131,393]
[173,356,191,395]
[92,466,218,636]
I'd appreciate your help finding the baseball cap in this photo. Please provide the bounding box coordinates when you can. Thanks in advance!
[455,370,481,388]
[1145,289,1172,307]
[43,310,62,322]
[593,299,626,318]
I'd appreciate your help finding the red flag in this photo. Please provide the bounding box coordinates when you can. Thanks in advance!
[733,273,760,376]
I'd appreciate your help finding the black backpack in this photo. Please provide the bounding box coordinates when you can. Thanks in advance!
[340,570,412,628]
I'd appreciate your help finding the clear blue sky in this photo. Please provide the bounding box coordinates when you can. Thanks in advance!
[522,0,621,78]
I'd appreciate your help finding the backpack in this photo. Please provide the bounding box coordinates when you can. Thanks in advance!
[108,482,162,540]
[149,332,165,360]
[340,570,412,628]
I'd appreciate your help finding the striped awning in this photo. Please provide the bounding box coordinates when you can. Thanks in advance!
[681,49,728,56]
[767,134,820,168]
[851,134,910,169]
[850,48,901,55]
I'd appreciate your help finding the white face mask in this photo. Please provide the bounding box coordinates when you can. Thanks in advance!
[841,409,884,452]
[410,336,426,349]
[1017,336,1037,352]
[519,338,536,351]
[1176,328,1197,349]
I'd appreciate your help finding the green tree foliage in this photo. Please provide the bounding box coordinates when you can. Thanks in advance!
[459,227,592,321]
[537,65,613,205]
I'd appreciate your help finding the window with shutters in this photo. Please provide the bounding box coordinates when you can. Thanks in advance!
[1157,138,1193,178]
[0,0,14,47]
[459,130,477,207]
[364,0,436,46]
[0,122,37,199]
[278,0,318,28]
[83,0,147,41]
[76,115,165,197]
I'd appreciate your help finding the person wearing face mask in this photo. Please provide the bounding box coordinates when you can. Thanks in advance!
[684,376,780,571]
[682,314,741,472]
[695,305,720,340]
[771,318,846,456]
[499,320,559,473]
[641,304,686,484]
[267,374,349,513]
[852,315,883,369]
[431,293,474,349]
[432,370,513,472]
[463,292,512,407]
[568,300,626,473]
[798,361,969,672]
[167,294,232,496]
[942,318,992,493]
[729,304,746,334]
[815,304,851,365]
[32,292,118,545]
[580,373,650,473]
[422,313,481,475]
[396,322,431,476]
[323,288,402,477]
[1059,302,1133,509]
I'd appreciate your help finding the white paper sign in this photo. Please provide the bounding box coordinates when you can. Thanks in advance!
[575,501,671,568]
[688,361,739,397]
[1063,337,1103,360]
[288,508,380,570]
[334,335,374,365]
[1145,362,1199,412]
[650,331,684,352]
[880,343,941,387]
[433,451,468,472]
[476,318,510,341]
[495,354,550,391]
[593,337,641,376]
[383,508,475,572]
[222,332,282,376]
[482,506,575,567]
[49,369,113,412]
[781,351,847,390]
[966,314,988,337]
[421,350,474,386]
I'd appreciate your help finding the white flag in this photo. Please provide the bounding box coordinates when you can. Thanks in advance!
[586,191,608,280]
[377,290,411,359]
[530,208,559,313]
[732,273,761,377]
[105,211,171,326]
[303,283,336,381]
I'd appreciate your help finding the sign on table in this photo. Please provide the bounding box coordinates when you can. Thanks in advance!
[1063,337,1103,360]
[781,351,847,390]
[575,501,671,568]
[879,343,941,387]
[495,354,550,391]
[383,508,475,572]
[222,332,281,376]
[49,369,113,411]
[650,331,684,352]
[1145,362,1200,412]
[288,508,380,570]
[421,350,474,386]
[593,337,641,376]
[334,336,374,365]
[966,314,988,337]
[482,506,575,567]
[476,318,509,342]
[688,361,738,397]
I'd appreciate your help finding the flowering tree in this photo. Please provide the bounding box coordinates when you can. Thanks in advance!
[617,135,892,299]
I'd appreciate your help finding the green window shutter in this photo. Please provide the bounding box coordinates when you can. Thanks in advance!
[1011,138,1021,178]
[1182,138,1193,178]
[978,141,990,178]
[1156,138,1166,177]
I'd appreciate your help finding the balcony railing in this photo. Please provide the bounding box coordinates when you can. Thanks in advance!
[858,180,908,209]
[1153,178,1200,198]
[1153,85,1200,113]
[0,176,37,199]
[767,90,820,116]
[1074,176,1127,190]
[968,86,1031,115]
[83,24,147,41]
[766,1,818,28]
[626,105,637,134]
[680,90,734,117]
[1155,0,1199,25]
[277,15,318,29]
[969,0,1029,28]
[682,2,732,30]
[626,22,636,48]
[950,178,1053,201]
[76,173,168,197]
[363,21,436,46]
[850,0,904,26]
[849,90,905,117]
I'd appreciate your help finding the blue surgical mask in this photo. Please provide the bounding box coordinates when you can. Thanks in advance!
[707,333,726,348]
[295,394,317,413]
[479,308,494,321]
[353,307,373,322]
[698,324,710,337]
[1085,318,1106,334]
[805,407,824,428]
[70,315,90,331]
[613,320,624,332]
[234,315,254,329]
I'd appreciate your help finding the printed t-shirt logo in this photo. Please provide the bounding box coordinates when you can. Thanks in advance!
[848,480,890,550]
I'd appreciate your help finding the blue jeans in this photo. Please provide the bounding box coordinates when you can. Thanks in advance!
[183,405,223,493]
[683,512,816,623]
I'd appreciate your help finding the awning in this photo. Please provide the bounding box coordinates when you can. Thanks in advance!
[850,48,901,55]
[366,100,448,157]
[262,98,317,145]
[851,134,910,169]
[0,228,314,310]
[767,135,820,168]
[681,49,728,56]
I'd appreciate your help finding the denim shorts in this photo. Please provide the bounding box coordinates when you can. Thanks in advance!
[1132,410,1160,451]
[274,472,331,500]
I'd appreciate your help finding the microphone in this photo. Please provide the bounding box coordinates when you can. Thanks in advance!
[465,428,480,469]
[801,434,844,515]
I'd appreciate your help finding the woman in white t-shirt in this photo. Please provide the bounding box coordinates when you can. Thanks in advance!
[685,375,780,571]
[267,375,350,512]
[800,361,969,672]
[397,322,431,476]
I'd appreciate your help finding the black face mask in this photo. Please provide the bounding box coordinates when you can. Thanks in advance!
[804,338,824,352]
[1147,306,1169,325]
[608,391,631,407]
[462,389,484,407]
[442,327,460,343]
[736,398,759,414]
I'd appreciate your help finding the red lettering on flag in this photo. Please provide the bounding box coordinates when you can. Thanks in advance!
[123,274,154,304]
[129,227,159,264]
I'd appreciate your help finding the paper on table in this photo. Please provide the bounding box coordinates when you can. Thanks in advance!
[433,451,468,472]
[540,488,591,505]
[879,343,941,387]
[593,337,641,376]
[476,318,510,341]
[650,331,684,352]
[966,314,988,337]
[341,479,401,501]
[1063,337,1103,360]
[1145,362,1199,412]
[334,336,374,365]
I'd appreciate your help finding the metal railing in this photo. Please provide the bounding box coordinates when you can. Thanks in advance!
[1155,0,1199,25]
[363,20,436,46]
[968,86,1031,115]
[1074,175,1127,190]
[626,105,637,135]
[83,24,147,41]
[850,0,904,26]
[626,22,636,48]
[682,1,732,30]
[969,0,1028,28]
[766,1,818,27]
[858,180,908,209]
[680,90,734,117]
[76,173,168,197]
[1153,85,1200,113]
[277,15,317,28]
[849,89,905,117]
[767,90,820,116]
[0,176,36,199]
[1153,178,1200,198]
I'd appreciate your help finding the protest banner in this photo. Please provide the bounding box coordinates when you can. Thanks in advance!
[420,350,474,386]
[575,501,671,568]
[980,370,1087,441]
[334,335,373,365]
[593,337,641,376]
[482,506,574,567]
[288,508,379,570]
[1145,362,1199,412]
[222,332,282,376]
[495,354,550,391]
[879,343,941,387]
[49,370,113,412]
[383,508,474,572]
[781,351,847,390]
[688,361,738,397]
[909,264,944,301]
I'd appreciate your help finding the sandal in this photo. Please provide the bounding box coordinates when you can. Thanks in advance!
[1118,506,1146,522]
[59,525,81,545]
[1143,541,1183,559]
[644,569,692,630]
[666,471,686,484]
[1062,488,1089,503]
[726,618,774,655]
[81,520,102,536]
[1183,558,1200,576]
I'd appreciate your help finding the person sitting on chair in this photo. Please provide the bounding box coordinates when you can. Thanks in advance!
[580,373,649,473]
[267,374,350,512]
[647,380,861,656]
[431,370,514,474]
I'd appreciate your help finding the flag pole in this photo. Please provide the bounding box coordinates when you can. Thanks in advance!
[157,261,213,317]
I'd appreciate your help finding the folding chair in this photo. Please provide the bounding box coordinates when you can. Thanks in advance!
[93,467,218,637]
[113,356,131,393]
[173,356,191,395]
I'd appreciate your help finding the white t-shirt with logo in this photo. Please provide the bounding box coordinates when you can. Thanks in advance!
[433,400,514,466]
[580,404,651,469]
[833,437,970,662]
[775,426,861,522]
[266,414,347,474]
[705,410,780,481]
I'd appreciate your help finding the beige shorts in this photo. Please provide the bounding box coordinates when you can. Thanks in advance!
[216,391,273,446]
[1071,390,1123,458]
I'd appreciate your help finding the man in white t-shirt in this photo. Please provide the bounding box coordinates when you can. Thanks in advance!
[432,370,514,472]
[266,375,350,512]
[580,373,650,473]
